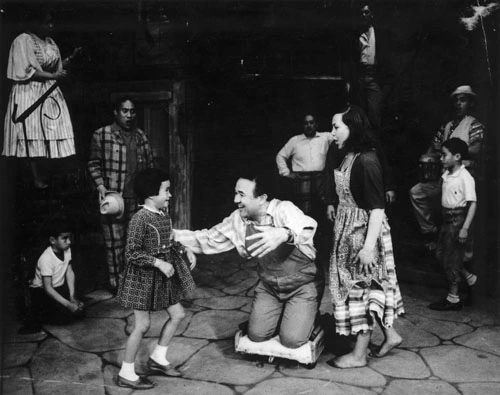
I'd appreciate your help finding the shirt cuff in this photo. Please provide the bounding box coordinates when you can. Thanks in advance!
[94,178,104,188]
[284,227,294,243]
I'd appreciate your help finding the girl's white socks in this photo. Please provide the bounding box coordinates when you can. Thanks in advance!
[119,361,139,381]
[150,345,169,366]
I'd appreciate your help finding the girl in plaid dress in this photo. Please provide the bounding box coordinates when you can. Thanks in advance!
[116,169,196,390]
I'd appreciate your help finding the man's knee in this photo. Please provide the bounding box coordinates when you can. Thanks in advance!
[247,310,278,344]
[247,327,309,349]
[280,332,310,349]
[247,328,272,344]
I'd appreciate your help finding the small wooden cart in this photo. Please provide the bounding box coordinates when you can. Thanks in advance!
[234,323,325,368]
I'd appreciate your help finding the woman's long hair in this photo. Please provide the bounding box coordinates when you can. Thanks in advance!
[341,107,377,153]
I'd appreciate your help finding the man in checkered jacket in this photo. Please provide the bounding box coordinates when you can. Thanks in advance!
[88,97,154,292]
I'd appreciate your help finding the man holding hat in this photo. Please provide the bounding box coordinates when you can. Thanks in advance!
[88,97,154,292]
[409,85,485,248]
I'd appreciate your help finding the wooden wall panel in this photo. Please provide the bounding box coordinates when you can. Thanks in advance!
[169,81,192,229]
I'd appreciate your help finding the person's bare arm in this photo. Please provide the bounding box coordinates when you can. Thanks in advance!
[42,276,80,313]
[31,69,67,81]
[357,208,384,275]
[458,201,477,244]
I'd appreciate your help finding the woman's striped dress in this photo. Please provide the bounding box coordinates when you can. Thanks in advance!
[2,33,75,158]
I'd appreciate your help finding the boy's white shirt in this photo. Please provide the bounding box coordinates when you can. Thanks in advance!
[31,247,72,288]
[441,164,476,209]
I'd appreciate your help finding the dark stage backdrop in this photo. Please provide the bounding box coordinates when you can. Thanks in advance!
[0,0,499,312]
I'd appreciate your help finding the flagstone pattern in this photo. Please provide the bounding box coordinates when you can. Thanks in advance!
[2,254,500,394]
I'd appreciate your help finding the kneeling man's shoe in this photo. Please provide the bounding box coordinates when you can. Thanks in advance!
[428,299,462,311]
[147,358,182,377]
[116,375,155,390]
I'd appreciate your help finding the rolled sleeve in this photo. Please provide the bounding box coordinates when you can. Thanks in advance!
[174,214,237,255]
[276,138,295,176]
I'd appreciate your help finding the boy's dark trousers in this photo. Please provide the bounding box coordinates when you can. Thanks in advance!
[436,207,469,287]
[27,283,77,328]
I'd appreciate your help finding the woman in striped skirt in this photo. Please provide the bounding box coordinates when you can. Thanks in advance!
[2,9,79,188]
[327,107,404,368]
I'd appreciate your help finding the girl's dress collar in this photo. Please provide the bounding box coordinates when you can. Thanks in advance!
[140,205,165,216]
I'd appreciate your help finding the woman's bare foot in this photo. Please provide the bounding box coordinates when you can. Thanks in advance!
[374,333,402,358]
[327,352,367,369]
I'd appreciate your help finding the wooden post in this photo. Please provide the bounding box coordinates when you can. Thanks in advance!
[169,81,192,229]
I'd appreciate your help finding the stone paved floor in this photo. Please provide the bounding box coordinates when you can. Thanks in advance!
[2,251,500,395]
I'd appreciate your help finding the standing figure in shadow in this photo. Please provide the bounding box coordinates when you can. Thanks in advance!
[342,1,389,131]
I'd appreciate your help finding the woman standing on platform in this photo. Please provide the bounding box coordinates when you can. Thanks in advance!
[327,107,404,368]
[2,7,80,188]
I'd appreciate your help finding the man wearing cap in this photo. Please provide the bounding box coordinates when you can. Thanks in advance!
[409,85,485,247]
[88,97,154,292]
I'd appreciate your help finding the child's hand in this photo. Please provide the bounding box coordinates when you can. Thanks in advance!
[186,248,197,270]
[71,297,84,311]
[155,259,175,278]
[458,228,468,244]
[67,301,81,314]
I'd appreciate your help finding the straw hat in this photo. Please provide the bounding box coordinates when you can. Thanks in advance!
[100,191,124,219]
[450,85,476,98]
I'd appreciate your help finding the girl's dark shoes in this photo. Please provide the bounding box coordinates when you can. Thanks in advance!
[147,358,182,377]
[116,375,155,390]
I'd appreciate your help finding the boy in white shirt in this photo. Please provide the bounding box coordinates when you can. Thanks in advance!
[28,221,84,330]
[429,138,477,311]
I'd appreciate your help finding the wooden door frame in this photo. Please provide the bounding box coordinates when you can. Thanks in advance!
[168,81,193,230]
[110,86,192,229]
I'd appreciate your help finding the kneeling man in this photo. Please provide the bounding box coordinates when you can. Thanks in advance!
[175,172,322,348]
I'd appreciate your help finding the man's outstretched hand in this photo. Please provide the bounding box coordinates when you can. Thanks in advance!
[245,226,289,258]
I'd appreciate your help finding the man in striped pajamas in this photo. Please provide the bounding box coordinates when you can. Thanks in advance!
[88,98,154,292]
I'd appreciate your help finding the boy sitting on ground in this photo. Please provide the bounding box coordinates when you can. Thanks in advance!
[26,221,84,331]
